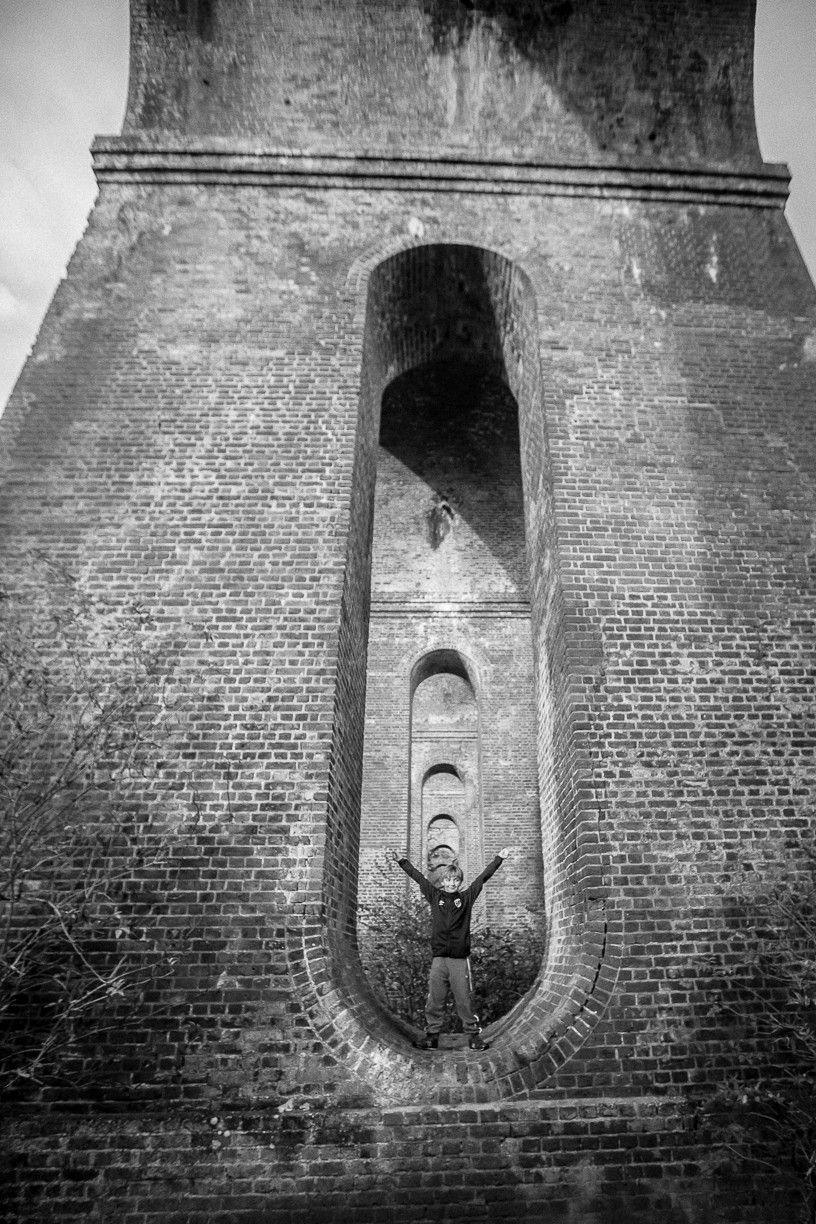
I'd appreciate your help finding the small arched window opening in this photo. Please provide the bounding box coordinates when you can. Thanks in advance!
[423,765,465,883]
[426,813,460,881]
[411,654,482,891]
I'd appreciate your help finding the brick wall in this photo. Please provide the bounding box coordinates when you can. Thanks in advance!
[0,1099,771,1224]
[3,176,812,1212]
[124,0,760,168]
[1,0,815,1218]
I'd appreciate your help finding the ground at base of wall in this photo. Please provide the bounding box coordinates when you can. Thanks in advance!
[0,1098,797,1224]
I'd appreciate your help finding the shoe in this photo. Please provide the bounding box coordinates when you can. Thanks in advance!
[413,1032,439,1050]
[468,1032,489,1051]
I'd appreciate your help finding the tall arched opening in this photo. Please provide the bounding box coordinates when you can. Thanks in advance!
[318,241,611,1096]
[356,244,550,1007]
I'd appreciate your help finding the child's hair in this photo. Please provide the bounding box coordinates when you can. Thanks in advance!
[442,862,464,887]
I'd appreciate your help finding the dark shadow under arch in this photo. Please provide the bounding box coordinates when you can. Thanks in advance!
[423,763,463,784]
[411,647,475,698]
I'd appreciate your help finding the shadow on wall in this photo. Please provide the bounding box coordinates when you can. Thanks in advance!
[380,360,528,591]
[420,0,759,163]
[126,0,759,169]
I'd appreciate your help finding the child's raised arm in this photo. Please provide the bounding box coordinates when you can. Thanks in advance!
[388,848,435,903]
[466,845,521,901]
[498,845,521,860]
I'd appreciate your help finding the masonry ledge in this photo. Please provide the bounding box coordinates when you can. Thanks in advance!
[91,139,790,206]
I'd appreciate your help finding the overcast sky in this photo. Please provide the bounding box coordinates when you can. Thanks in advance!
[1,0,814,413]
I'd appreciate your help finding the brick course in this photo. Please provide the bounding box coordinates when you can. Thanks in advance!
[0,1099,772,1224]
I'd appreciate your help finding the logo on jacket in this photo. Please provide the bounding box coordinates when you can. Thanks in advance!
[454,898,462,908]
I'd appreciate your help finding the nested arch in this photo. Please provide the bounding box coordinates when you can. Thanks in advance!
[313,239,615,1101]
[426,813,460,875]
[423,762,462,784]
[409,649,481,886]
[422,763,466,869]
[411,648,474,695]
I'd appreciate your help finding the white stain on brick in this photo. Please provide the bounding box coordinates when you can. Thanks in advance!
[705,236,719,283]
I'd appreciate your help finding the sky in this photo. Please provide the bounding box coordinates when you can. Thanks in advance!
[0,0,815,414]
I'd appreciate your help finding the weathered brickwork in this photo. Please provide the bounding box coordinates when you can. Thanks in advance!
[123,0,760,167]
[0,1099,769,1224]
[1,0,815,1219]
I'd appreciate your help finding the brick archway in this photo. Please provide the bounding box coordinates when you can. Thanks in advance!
[298,241,620,1102]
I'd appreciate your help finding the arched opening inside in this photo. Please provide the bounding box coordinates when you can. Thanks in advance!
[426,813,460,879]
[413,659,479,886]
[356,245,547,1027]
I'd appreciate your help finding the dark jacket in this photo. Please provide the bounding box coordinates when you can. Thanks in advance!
[398,856,503,958]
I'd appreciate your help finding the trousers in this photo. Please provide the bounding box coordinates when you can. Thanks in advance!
[425,956,479,1034]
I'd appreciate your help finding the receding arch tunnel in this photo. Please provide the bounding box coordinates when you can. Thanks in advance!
[317,242,613,1093]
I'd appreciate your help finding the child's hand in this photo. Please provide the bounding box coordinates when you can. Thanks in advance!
[387,848,406,863]
[498,845,521,860]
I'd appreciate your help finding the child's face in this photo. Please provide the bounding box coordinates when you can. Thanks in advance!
[440,875,460,893]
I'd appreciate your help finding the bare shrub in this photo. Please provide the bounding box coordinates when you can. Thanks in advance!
[0,557,189,1092]
[694,848,816,1223]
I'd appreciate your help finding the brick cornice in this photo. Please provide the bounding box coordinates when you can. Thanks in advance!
[92,139,790,207]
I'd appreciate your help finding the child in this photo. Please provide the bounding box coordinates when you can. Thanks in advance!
[389,845,519,1051]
